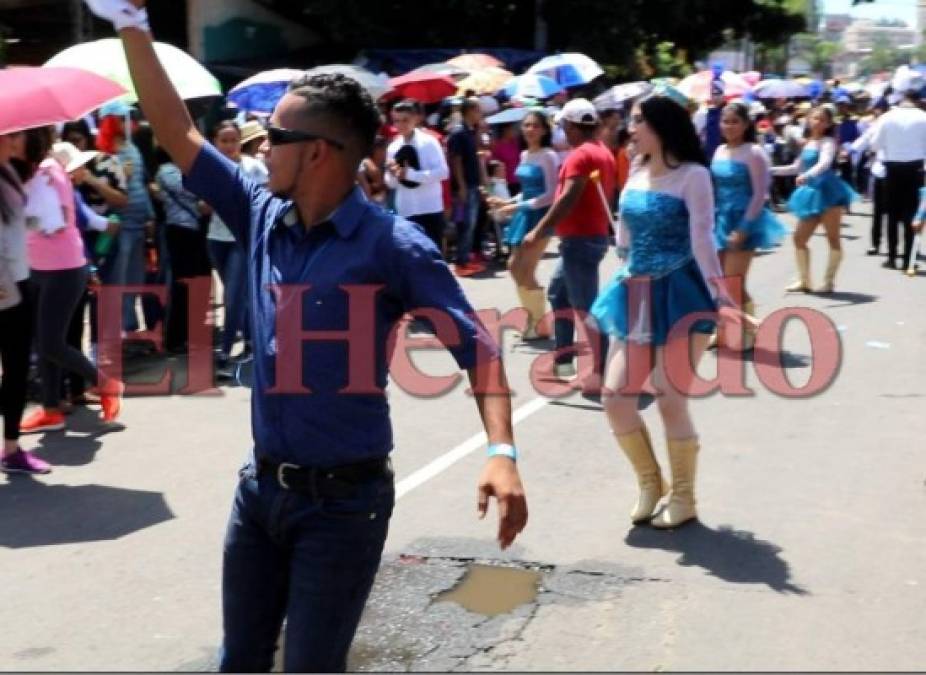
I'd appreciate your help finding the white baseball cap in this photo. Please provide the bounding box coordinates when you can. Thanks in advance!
[557,98,599,126]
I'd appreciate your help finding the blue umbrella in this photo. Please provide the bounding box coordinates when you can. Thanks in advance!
[486,106,556,125]
[527,53,604,88]
[228,68,303,114]
[501,73,563,100]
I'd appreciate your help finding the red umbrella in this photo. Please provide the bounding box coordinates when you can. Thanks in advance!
[388,71,457,104]
[0,66,127,135]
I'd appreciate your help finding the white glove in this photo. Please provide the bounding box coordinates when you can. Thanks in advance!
[84,0,150,32]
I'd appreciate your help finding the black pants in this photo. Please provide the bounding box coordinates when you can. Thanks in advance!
[871,176,887,252]
[407,212,446,252]
[165,224,212,352]
[0,281,33,441]
[884,161,923,266]
[63,289,90,399]
[31,267,99,409]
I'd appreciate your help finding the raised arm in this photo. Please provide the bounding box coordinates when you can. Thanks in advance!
[86,0,204,173]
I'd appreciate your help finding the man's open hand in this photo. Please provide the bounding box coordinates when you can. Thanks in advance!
[477,457,528,550]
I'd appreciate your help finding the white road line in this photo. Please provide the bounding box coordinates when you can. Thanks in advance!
[395,396,551,501]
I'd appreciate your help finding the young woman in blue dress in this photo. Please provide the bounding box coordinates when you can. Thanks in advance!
[488,110,560,340]
[709,102,787,349]
[591,95,741,529]
[770,105,858,293]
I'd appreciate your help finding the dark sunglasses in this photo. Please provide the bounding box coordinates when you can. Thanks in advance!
[266,126,346,150]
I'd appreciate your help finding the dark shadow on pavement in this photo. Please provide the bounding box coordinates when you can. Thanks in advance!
[718,347,811,370]
[0,476,174,548]
[818,291,878,308]
[550,400,602,413]
[27,407,122,467]
[625,521,808,595]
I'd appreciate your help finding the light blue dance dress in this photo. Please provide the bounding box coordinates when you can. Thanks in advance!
[711,149,787,251]
[591,163,721,346]
[775,140,858,219]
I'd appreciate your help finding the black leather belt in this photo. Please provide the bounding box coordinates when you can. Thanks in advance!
[256,456,392,496]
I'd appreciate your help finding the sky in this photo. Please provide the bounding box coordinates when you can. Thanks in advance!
[822,0,918,26]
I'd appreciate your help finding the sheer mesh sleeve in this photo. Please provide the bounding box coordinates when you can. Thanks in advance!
[803,139,836,178]
[684,165,729,303]
[524,150,559,210]
[744,144,771,223]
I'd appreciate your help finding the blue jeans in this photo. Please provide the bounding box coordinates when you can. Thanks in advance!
[454,187,481,265]
[114,227,147,332]
[219,465,394,672]
[548,236,609,365]
[208,240,249,356]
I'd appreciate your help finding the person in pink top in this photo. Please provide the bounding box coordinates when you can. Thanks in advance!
[491,123,522,194]
[18,127,123,435]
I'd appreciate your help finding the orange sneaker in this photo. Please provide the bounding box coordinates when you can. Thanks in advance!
[99,379,125,425]
[454,263,476,277]
[20,408,66,434]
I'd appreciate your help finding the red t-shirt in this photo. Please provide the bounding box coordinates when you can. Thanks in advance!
[555,140,616,238]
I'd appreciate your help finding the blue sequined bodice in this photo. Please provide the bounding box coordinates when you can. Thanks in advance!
[799,147,830,176]
[515,163,546,200]
[711,159,752,211]
[620,189,692,276]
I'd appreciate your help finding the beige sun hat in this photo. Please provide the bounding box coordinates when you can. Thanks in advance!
[239,120,268,147]
[52,142,99,174]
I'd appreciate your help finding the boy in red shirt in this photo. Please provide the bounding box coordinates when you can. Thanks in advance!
[524,99,615,380]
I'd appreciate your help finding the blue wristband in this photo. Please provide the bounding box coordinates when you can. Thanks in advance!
[487,443,518,462]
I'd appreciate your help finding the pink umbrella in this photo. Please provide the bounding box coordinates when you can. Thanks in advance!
[447,53,504,70]
[0,66,127,135]
[742,71,762,87]
[388,71,457,104]
[677,70,752,102]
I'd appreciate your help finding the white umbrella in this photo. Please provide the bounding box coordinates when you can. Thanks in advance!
[45,38,221,102]
[527,53,604,88]
[753,79,810,99]
[593,81,653,110]
[303,64,392,100]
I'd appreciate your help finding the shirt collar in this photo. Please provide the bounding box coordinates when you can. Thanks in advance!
[277,185,368,239]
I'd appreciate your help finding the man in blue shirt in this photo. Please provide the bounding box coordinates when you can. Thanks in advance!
[86,1,528,672]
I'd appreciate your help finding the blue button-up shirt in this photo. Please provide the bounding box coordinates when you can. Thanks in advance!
[185,143,496,468]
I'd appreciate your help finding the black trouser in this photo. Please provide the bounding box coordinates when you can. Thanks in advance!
[63,289,90,399]
[407,212,446,251]
[872,175,887,252]
[31,267,100,409]
[0,280,33,441]
[165,224,212,352]
[884,161,923,266]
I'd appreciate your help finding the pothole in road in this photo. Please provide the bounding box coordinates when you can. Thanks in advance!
[435,564,542,617]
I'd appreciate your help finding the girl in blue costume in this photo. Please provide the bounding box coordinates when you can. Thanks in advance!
[488,110,560,340]
[591,95,739,529]
[771,105,858,293]
[710,102,787,350]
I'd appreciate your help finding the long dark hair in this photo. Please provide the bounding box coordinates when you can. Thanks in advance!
[0,162,25,224]
[21,126,55,181]
[722,102,757,144]
[810,105,837,138]
[521,110,553,149]
[638,96,707,168]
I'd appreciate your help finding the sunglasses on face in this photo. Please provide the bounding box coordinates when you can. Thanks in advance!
[266,126,346,150]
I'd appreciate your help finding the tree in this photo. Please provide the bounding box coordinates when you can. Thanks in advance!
[794,35,841,77]
[859,35,910,75]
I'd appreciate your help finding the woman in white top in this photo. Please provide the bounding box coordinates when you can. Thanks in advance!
[771,106,858,293]
[208,121,269,373]
[487,111,559,340]
[0,131,49,474]
[591,95,739,529]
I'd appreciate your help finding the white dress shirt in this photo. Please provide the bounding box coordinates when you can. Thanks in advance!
[871,104,926,163]
[384,129,449,217]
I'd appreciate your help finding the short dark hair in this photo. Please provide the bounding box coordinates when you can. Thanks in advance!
[211,119,240,141]
[461,97,482,116]
[393,98,422,116]
[287,73,380,159]
[722,101,757,144]
[638,96,707,168]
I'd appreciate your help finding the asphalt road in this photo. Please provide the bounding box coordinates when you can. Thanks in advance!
[2,202,925,671]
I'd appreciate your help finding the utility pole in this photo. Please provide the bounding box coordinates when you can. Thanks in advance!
[71,0,89,43]
[534,0,548,52]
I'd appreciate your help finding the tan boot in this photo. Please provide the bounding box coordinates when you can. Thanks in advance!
[521,287,548,341]
[786,249,812,293]
[651,437,700,529]
[515,286,537,339]
[815,249,843,294]
[742,300,756,351]
[615,425,668,524]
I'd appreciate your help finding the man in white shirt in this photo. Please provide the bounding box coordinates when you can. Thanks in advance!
[384,99,449,248]
[872,88,926,269]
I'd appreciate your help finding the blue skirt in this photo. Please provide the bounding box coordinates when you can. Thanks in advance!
[590,258,717,346]
[715,206,788,251]
[504,205,548,246]
[788,173,859,219]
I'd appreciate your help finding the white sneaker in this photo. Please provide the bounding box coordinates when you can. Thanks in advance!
[554,362,577,379]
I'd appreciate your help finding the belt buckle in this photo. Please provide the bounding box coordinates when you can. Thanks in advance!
[277,462,300,490]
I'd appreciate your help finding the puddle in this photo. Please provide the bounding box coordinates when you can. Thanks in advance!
[435,563,541,616]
